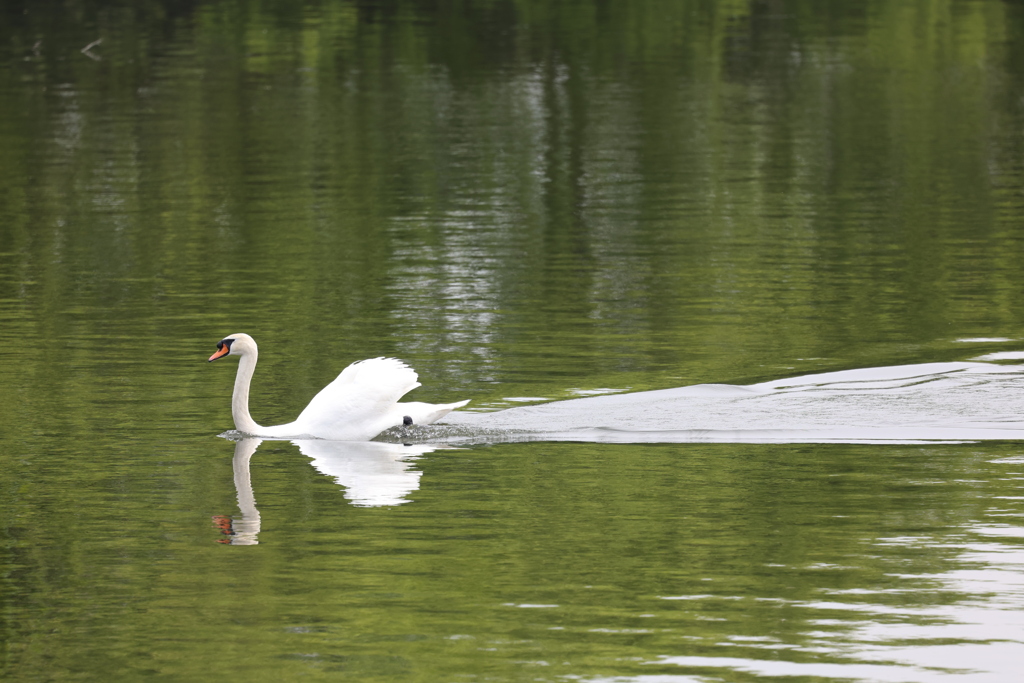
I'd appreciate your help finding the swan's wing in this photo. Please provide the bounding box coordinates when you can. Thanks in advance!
[332,357,420,391]
[293,357,422,440]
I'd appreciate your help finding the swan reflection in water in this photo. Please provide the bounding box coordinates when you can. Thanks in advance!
[213,437,437,545]
[212,438,263,545]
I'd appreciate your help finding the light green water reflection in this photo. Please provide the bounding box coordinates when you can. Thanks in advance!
[6,438,1024,681]
[2,0,1024,681]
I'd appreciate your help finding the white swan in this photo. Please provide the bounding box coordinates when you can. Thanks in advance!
[208,333,469,440]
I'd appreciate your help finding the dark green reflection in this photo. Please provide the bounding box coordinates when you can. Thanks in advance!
[1,0,1022,408]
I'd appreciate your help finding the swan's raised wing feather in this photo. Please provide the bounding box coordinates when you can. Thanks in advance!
[332,357,421,393]
[292,357,422,440]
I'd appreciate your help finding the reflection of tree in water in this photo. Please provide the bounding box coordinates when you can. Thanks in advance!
[212,438,437,545]
[2,0,1018,420]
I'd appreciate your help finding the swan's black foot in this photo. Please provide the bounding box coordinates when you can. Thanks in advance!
[403,415,413,426]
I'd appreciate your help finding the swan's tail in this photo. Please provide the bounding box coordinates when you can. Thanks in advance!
[399,399,470,425]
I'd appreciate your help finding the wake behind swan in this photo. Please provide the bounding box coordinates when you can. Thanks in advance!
[435,361,1024,444]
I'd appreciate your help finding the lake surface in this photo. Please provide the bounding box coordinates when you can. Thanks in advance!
[2,1,1024,681]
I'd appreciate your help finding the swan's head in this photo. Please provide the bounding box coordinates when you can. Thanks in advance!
[208,333,256,362]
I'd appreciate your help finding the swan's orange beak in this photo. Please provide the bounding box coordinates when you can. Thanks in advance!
[208,344,231,362]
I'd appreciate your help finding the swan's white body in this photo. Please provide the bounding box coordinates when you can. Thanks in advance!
[209,333,469,441]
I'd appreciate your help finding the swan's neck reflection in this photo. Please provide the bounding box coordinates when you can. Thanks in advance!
[216,437,263,545]
[216,438,439,544]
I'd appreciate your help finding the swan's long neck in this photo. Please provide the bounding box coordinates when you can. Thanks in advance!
[232,350,263,434]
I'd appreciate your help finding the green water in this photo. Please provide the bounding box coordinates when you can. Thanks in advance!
[3,1,1024,681]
